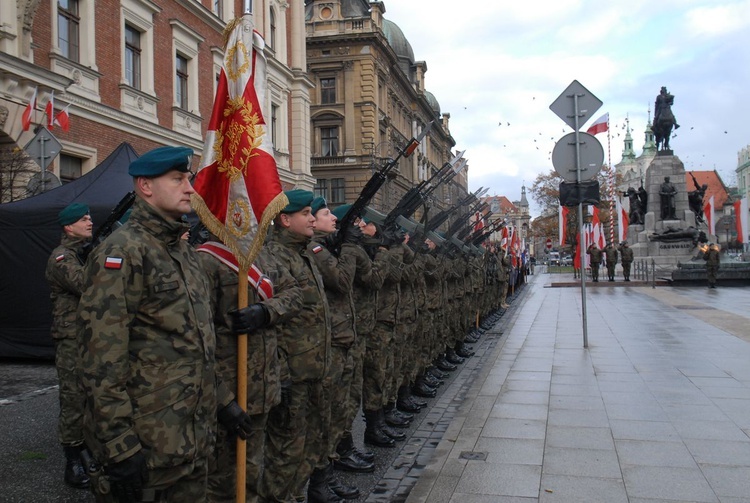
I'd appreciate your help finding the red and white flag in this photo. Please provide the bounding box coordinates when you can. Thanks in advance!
[559,205,569,245]
[191,14,287,271]
[45,91,55,128]
[616,196,629,243]
[21,87,37,131]
[704,196,715,237]
[734,198,748,244]
[586,112,608,136]
[54,105,71,132]
[473,211,484,233]
[501,226,509,250]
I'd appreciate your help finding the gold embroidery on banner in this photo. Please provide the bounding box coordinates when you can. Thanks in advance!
[229,198,252,237]
[213,95,265,182]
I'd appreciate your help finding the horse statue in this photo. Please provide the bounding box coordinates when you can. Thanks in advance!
[653,86,679,151]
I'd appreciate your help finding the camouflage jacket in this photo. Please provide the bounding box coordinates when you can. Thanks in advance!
[45,234,87,340]
[199,246,280,415]
[496,252,510,282]
[587,246,603,264]
[309,232,357,348]
[619,246,634,264]
[79,198,231,468]
[261,227,331,383]
[422,253,443,310]
[604,246,619,265]
[351,245,389,336]
[399,256,419,324]
[375,245,405,324]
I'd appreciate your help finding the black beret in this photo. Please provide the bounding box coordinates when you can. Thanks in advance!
[129,146,193,177]
[58,203,89,226]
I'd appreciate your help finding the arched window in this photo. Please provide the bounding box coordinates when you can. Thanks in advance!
[268,8,276,51]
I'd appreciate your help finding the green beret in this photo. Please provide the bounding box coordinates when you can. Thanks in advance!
[58,203,89,226]
[281,189,315,214]
[362,206,386,225]
[310,196,327,216]
[331,204,351,221]
[129,146,193,177]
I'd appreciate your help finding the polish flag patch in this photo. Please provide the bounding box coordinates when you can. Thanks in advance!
[104,256,123,269]
[311,245,324,254]
[55,254,65,262]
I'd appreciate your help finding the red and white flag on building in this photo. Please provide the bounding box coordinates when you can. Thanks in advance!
[586,112,609,136]
[191,14,287,271]
[616,196,629,243]
[21,87,37,131]
[704,196,715,238]
[54,105,71,132]
[45,91,55,128]
[734,198,748,244]
[559,205,569,245]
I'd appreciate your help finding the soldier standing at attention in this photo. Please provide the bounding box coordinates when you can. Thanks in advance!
[703,242,721,289]
[619,241,634,281]
[45,202,93,489]
[587,243,603,282]
[79,146,251,502]
[604,242,619,282]
[234,189,332,503]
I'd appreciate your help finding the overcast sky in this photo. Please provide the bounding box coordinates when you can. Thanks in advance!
[381,0,750,213]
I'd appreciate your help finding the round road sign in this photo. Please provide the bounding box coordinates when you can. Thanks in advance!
[546,238,553,250]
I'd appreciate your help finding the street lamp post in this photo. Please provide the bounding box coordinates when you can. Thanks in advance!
[725,221,731,251]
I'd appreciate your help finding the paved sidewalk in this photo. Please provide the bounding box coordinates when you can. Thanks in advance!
[407,273,750,503]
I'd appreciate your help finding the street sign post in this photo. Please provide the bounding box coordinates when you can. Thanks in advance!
[24,127,62,193]
[546,238,553,250]
[552,132,603,182]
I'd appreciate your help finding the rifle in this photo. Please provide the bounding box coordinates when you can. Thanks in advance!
[423,187,488,236]
[334,122,433,248]
[78,191,136,262]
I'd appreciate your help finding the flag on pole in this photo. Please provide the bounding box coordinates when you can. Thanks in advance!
[54,105,71,132]
[559,205,569,245]
[473,211,484,233]
[616,196,629,243]
[586,112,609,136]
[45,91,55,129]
[191,14,287,271]
[21,87,37,131]
[704,196,715,238]
[501,226,509,250]
[734,198,748,244]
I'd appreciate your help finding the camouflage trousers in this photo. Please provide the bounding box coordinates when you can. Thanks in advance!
[622,262,632,279]
[362,322,394,411]
[389,319,415,401]
[345,336,365,428]
[707,265,719,286]
[321,345,354,463]
[606,263,617,279]
[206,412,268,503]
[54,337,85,446]
[262,379,324,503]
[144,456,209,502]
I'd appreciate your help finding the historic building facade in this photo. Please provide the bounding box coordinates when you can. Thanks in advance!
[0,0,313,201]
[304,0,466,218]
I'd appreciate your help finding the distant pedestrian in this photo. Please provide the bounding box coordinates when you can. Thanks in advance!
[703,243,720,288]
[45,202,93,489]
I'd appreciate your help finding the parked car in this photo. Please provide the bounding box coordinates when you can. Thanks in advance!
[561,255,573,266]
[548,252,560,266]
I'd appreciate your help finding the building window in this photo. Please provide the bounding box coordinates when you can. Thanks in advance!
[176,54,189,110]
[58,0,80,62]
[321,78,336,104]
[271,103,279,147]
[330,178,345,204]
[124,25,142,90]
[321,127,339,157]
[269,8,276,50]
[213,0,223,18]
[59,154,82,183]
[314,179,328,199]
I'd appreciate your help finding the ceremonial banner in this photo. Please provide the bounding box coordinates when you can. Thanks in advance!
[192,15,287,271]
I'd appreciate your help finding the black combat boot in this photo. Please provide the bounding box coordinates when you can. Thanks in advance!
[334,432,375,473]
[364,410,395,448]
[396,385,421,413]
[384,402,411,427]
[426,366,448,380]
[422,372,443,387]
[412,376,437,398]
[379,409,406,441]
[63,445,90,489]
[435,355,457,372]
[455,342,475,358]
[325,462,360,500]
[307,466,345,503]
[445,348,465,365]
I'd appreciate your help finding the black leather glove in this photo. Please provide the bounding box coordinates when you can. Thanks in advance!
[228,303,270,335]
[342,225,363,245]
[107,451,147,503]
[217,401,253,440]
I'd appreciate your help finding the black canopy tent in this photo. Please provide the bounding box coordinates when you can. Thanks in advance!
[0,142,138,359]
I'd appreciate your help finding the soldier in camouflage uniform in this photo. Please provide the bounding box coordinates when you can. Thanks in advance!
[587,243,603,282]
[79,146,251,502]
[604,243,619,282]
[45,202,93,489]
[199,238,279,503]
[498,248,511,309]
[703,242,721,288]
[238,189,332,503]
[618,241,634,281]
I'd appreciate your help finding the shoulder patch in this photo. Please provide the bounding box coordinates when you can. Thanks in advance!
[312,245,324,254]
[104,256,124,270]
[55,254,66,262]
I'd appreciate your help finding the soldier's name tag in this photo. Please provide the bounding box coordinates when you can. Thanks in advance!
[104,256,123,269]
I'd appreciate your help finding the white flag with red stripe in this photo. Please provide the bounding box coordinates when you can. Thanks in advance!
[21,87,37,131]
[54,105,71,132]
[734,198,748,244]
[616,196,628,243]
[586,112,608,136]
[559,205,569,245]
[45,91,55,129]
[704,196,715,237]
[192,14,287,271]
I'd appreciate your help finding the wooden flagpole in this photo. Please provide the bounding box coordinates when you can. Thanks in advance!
[236,273,248,503]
